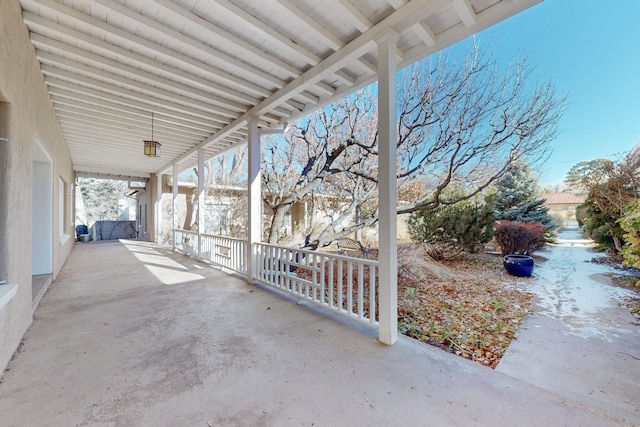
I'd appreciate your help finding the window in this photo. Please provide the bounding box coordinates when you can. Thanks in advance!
[68,182,74,228]
[59,177,70,241]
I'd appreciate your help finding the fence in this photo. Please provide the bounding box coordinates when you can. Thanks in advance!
[254,242,379,325]
[91,220,137,240]
[200,234,247,274]
[172,230,379,326]
[173,229,247,275]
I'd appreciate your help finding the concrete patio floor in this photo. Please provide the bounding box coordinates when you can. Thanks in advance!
[0,240,629,426]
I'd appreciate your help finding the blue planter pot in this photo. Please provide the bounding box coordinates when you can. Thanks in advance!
[503,254,535,277]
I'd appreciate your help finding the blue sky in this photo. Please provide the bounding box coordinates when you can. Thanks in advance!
[199,1,639,188]
[478,0,640,186]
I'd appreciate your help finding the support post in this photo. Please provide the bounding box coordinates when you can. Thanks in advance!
[247,116,261,282]
[197,148,205,259]
[155,172,162,244]
[172,163,179,249]
[376,30,399,345]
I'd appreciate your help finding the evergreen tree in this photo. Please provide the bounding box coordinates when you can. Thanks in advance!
[494,159,555,231]
[78,178,127,225]
[407,193,495,252]
[498,199,555,230]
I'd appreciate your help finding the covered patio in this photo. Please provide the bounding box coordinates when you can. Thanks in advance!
[4,1,604,423]
[0,239,619,426]
[11,0,546,347]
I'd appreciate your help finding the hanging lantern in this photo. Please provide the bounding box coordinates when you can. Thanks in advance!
[144,140,161,157]
[144,112,161,157]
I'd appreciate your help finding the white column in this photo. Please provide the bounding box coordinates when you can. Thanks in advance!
[376,30,399,345]
[197,148,205,258]
[247,116,261,283]
[172,163,179,249]
[155,172,162,244]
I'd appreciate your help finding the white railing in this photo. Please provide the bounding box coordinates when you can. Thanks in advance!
[171,230,378,326]
[199,234,247,274]
[254,242,379,326]
[173,229,247,275]
[173,229,199,254]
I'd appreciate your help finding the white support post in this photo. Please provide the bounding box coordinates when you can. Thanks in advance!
[247,116,261,283]
[376,30,399,345]
[173,163,179,249]
[197,148,205,259]
[155,172,162,244]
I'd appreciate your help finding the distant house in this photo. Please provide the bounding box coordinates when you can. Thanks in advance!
[542,192,585,225]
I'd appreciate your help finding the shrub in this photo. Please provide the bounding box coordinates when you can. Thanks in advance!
[581,200,619,251]
[619,200,640,271]
[493,221,546,256]
[407,200,494,253]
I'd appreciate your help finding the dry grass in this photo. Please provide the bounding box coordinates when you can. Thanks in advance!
[299,243,533,368]
[397,244,457,281]
[610,275,640,318]
[397,244,533,368]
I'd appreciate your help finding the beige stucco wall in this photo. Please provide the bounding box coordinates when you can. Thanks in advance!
[0,0,75,372]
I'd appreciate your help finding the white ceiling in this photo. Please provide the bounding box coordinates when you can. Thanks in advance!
[20,0,540,180]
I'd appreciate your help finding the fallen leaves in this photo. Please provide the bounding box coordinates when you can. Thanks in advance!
[398,251,533,369]
[609,275,640,319]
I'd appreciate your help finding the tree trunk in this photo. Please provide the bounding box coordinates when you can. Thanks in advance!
[613,234,624,253]
[183,191,196,230]
[268,205,289,244]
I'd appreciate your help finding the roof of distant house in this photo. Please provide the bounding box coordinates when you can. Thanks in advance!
[541,192,585,205]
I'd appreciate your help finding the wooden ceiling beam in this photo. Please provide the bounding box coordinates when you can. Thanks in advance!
[337,0,373,33]
[454,0,477,26]
[24,14,262,105]
[48,87,223,131]
[95,0,285,89]
[40,62,241,120]
[33,0,274,98]
[155,0,301,79]
[33,39,254,114]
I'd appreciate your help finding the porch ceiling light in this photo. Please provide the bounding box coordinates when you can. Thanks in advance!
[144,112,161,157]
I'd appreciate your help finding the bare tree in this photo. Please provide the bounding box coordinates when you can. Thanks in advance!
[541,183,565,193]
[395,40,562,213]
[181,146,248,234]
[262,90,379,245]
[566,155,640,251]
[206,147,247,187]
[262,40,564,249]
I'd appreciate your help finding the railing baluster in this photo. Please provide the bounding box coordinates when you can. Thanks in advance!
[319,254,325,304]
[271,246,277,286]
[370,265,377,324]
[232,239,236,271]
[235,240,240,272]
[269,245,274,284]
[338,260,344,311]
[347,260,353,316]
[299,251,313,298]
[232,237,237,271]
[328,257,334,309]
[311,253,316,300]
[358,263,364,319]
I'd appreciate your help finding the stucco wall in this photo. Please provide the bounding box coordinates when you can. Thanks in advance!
[0,0,75,372]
